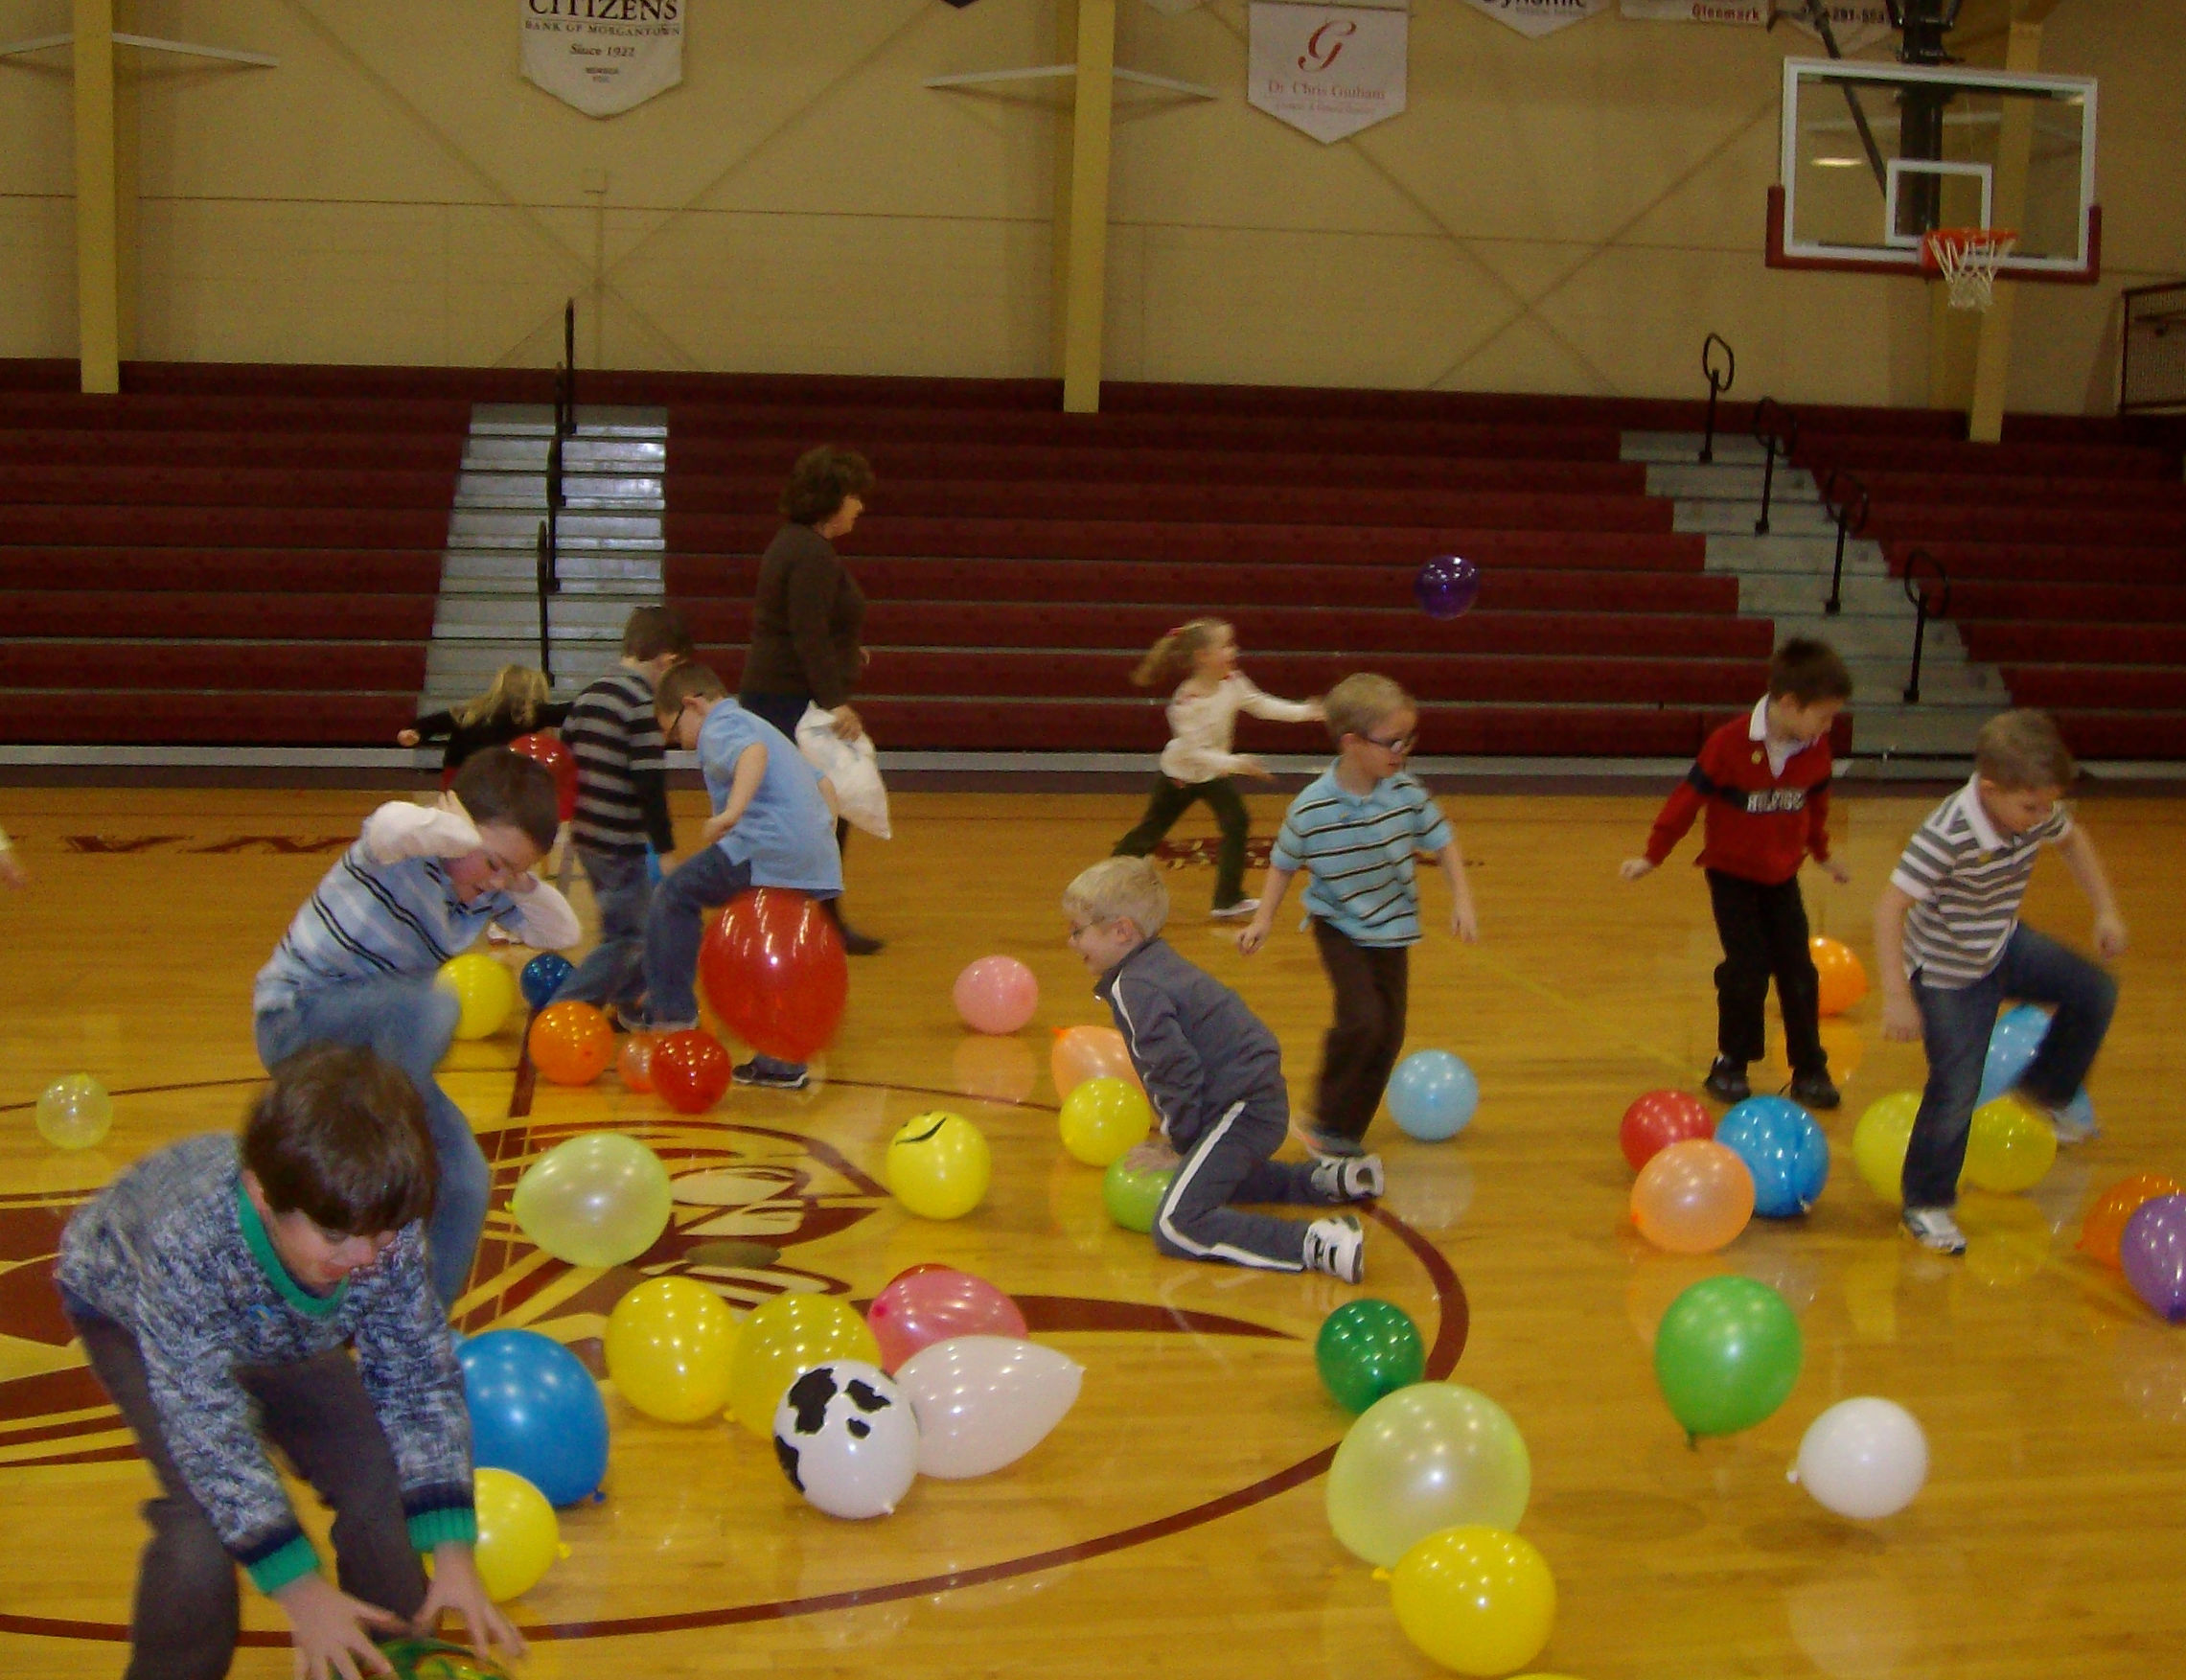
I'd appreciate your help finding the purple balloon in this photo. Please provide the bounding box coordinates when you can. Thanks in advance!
[1415,554,1480,620]
[2121,1195,2186,1323]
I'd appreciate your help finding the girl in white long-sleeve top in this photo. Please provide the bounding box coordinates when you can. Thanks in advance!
[1113,618,1323,919]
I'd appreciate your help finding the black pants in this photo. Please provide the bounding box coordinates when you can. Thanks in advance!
[65,1304,426,1680]
[1311,920,1411,1143]
[1114,775,1252,909]
[1706,868,1826,1076]
[740,689,863,925]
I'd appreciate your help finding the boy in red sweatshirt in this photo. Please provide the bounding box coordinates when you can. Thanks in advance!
[1622,639,1853,1109]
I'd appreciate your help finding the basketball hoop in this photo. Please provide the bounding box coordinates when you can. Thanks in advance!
[1921,227,2019,311]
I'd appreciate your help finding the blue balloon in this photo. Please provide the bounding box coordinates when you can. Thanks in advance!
[644,845,663,886]
[458,1329,609,1507]
[519,953,575,1011]
[1714,1096,1829,1218]
[1387,1049,1479,1141]
[1978,1003,2052,1104]
[1414,554,1481,620]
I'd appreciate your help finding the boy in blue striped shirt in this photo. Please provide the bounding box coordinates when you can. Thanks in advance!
[1239,675,1476,1157]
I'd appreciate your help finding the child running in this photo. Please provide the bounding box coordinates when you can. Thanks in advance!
[398,664,570,779]
[1113,619,1323,920]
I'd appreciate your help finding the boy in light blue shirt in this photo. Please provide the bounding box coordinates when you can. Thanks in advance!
[640,662,841,1088]
[1239,674,1476,1157]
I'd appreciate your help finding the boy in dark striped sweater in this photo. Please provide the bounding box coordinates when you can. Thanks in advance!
[552,605,692,1021]
[1875,710,2126,1254]
[56,1045,523,1680]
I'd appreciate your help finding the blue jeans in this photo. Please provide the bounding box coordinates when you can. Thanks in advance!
[1902,925,2118,1208]
[641,844,754,1030]
[255,978,487,1311]
[552,845,653,1012]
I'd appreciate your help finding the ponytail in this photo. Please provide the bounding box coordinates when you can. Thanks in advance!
[1130,618,1226,689]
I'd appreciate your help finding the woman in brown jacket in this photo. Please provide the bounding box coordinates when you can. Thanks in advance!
[738,445,884,954]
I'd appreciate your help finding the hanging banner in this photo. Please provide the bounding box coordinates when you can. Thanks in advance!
[1249,3,1408,145]
[522,0,685,119]
[1619,0,1891,49]
[1619,1,1767,20]
[1459,0,1611,39]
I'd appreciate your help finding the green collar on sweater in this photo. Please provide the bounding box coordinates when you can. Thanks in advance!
[234,1178,349,1319]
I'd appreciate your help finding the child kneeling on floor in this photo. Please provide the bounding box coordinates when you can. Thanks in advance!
[1064,857,1378,1282]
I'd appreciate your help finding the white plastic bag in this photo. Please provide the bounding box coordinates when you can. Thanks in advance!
[795,704,892,840]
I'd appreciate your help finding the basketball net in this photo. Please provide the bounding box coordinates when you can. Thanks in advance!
[1921,227,2019,311]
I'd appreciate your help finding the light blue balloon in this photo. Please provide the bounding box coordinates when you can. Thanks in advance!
[1714,1096,1829,1217]
[1978,1003,2052,1104]
[459,1329,609,1507]
[1387,1050,1479,1141]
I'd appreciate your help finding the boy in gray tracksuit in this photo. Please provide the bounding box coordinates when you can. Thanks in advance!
[1064,857,1379,1282]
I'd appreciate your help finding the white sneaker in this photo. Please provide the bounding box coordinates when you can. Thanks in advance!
[1310,1155,1385,1202]
[2018,1088,2101,1145]
[1303,1214,1366,1282]
[1210,899,1260,921]
[1901,1208,1967,1254]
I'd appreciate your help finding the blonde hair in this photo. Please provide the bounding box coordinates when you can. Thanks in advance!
[1063,857,1170,938]
[1132,619,1229,689]
[454,665,550,730]
[1977,709,2076,790]
[1323,673,1413,741]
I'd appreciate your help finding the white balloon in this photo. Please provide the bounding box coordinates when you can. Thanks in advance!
[771,1360,920,1519]
[893,1336,1083,1479]
[1789,1396,1929,1520]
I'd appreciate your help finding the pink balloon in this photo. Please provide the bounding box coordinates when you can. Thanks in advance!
[955,955,1040,1035]
[866,1267,1028,1373]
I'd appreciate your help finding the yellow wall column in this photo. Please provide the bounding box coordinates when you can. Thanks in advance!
[1967,20,2045,444]
[1059,0,1115,414]
[72,0,121,394]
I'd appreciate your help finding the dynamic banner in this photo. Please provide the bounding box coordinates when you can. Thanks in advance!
[1458,0,1611,39]
[1248,3,1408,145]
[522,0,685,119]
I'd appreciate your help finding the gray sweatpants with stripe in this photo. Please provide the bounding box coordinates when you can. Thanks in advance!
[1155,1100,1342,1272]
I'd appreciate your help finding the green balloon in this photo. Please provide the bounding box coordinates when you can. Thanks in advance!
[1101,1156,1174,1234]
[1652,1275,1804,1439]
[1315,1299,1426,1413]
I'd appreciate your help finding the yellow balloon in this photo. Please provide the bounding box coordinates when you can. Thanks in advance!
[437,953,518,1042]
[36,1074,112,1151]
[1057,1075,1152,1167]
[472,1467,559,1602]
[604,1277,741,1423]
[885,1111,993,1220]
[725,1292,881,1437]
[1965,1095,2058,1193]
[1851,1092,1920,1204]
[1390,1526,1556,1677]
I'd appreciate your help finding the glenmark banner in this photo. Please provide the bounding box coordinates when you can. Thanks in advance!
[522,0,685,119]
[1459,0,1610,39]
[1619,0,1892,50]
[1249,3,1408,145]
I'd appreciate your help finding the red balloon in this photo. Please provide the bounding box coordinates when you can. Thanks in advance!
[865,1267,1028,1373]
[1621,1089,1715,1172]
[652,1028,730,1115]
[509,732,578,823]
[618,1031,656,1094]
[699,888,847,1063]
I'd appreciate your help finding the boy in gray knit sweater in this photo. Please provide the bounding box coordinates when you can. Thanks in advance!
[56,1045,523,1680]
[1065,858,1378,1282]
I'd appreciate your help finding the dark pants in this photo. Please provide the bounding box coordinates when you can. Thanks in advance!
[1114,776,1252,909]
[641,843,757,1027]
[1706,869,1826,1076]
[1902,925,2117,1208]
[553,843,653,1012]
[1153,1101,1335,1271]
[740,690,866,932]
[65,1303,426,1680]
[1311,920,1410,1144]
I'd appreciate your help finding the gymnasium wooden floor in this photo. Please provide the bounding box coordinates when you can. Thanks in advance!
[2,784,2181,1680]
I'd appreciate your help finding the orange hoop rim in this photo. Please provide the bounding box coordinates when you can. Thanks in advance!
[1920,226,2020,275]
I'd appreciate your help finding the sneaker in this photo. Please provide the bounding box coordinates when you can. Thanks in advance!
[1703,1058,1751,1105]
[626,1013,698,1036]
[1311,1154,1386,1202]
[1209,898,1260,921]
[1303,1214,1366,1283]
[1788,1070,1842,1111]
[1901,1207,1967,1255]
[732,1055,811,1092]
[2017,1088,2102,1145]
[838,925,886,957]
[1293,1123,1368,1160]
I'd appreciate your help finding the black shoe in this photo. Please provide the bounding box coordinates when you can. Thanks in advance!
[1788,1070,1841,1111]
[1703,1058,1751,1105]
[732,1056,811,1092]
[838,925,885,957]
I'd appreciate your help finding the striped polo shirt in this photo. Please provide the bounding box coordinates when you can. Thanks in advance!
[1271,767,1453,947]
[565,669,673,857]
[1890,775,2072,988]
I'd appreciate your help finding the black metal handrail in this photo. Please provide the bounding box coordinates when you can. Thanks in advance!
[538,300,576,666]
[1901,547,1951,703]
[1818,466,1872,617]
[535,519,555,686]
[1699,333,1736,464]
[1752,397,1800,536]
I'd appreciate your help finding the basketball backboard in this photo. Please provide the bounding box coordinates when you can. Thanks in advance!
[1769,57,2100,283]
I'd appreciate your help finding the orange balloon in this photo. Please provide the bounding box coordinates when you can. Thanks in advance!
[1050,1025,1141,1100]
[2079,1173,2184,1269]
[528,1001,614,1086]
[1810,936,1869,1017]
[618,1031,657,1094]
[1631,1139,1755,1254]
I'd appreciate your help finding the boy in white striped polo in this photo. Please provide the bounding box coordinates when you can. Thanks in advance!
[1875,711,2127,1254]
